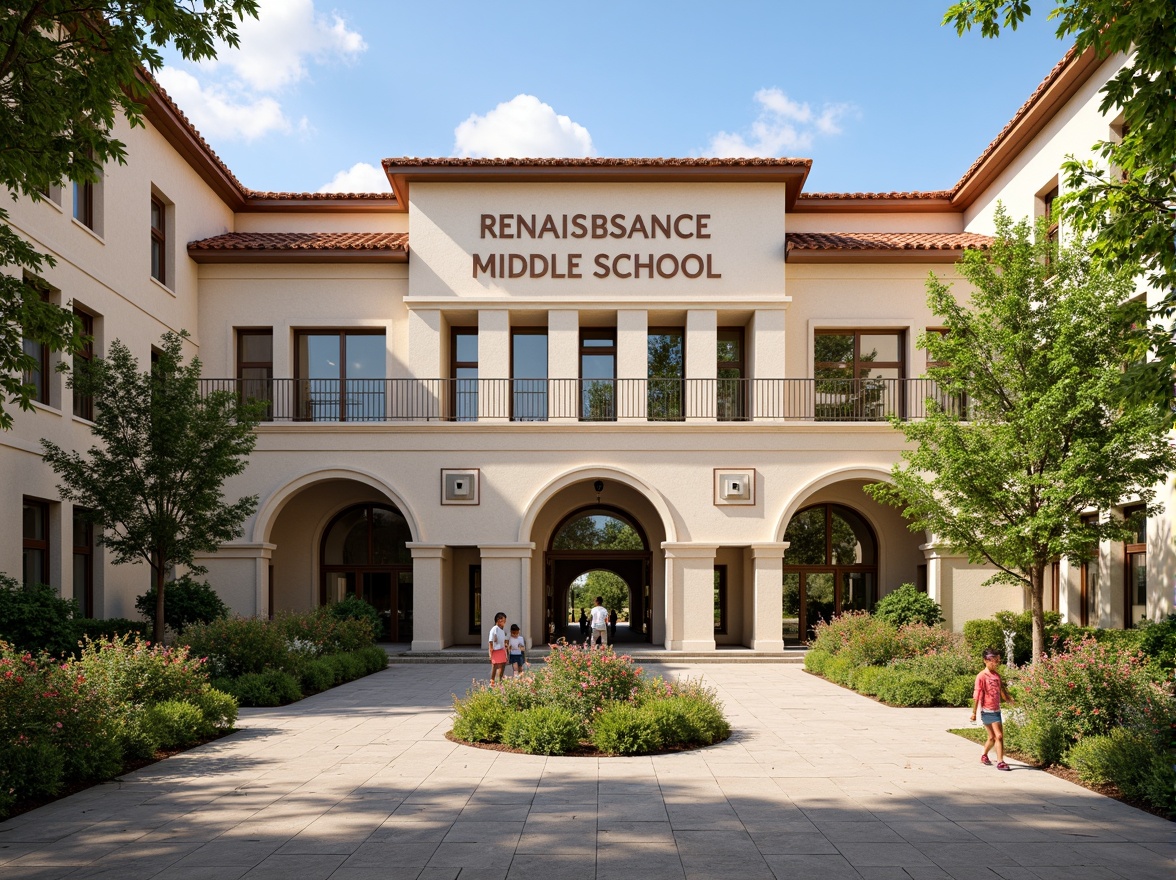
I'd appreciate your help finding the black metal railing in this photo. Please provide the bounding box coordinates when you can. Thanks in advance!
[199,377,963,423]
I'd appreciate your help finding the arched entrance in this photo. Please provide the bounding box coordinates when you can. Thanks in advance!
[320,502,413,642]
[782,502,878,642]
[546,506,652,644]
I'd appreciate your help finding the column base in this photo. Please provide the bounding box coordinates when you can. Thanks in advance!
[411,639,444,652]
[668,639,716,652]
[749,638,785,652]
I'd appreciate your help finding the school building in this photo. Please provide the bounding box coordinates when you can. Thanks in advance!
[3,44,1168,651]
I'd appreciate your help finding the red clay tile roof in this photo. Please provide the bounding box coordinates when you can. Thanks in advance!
[786,232,992,251]
[189,232,408,251]
[187,232,408,263]
[382,157,812,169]
[797,190,954,201]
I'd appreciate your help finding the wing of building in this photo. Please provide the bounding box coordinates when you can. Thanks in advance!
[4,44,1160,650]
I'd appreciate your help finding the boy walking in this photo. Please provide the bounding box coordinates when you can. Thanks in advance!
[589,596,609,647]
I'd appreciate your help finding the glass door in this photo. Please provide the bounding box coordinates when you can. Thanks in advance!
[362,572,394,641]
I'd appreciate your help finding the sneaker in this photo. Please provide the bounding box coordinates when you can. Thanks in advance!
[996,762,1011,771]
[980,755,991,765]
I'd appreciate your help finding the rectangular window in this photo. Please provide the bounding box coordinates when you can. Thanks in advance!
[73,509,94,618]
[22,280,51,405]
[924,327,966,417]
[1123,504,1146,625]
[150,195,166,284]
[469,565,482,635]
[23,498,49,588]
[237,329,273,420]
[717,327,746,421]
[72,307,94,419]
[1080,512,1099,627]
[73,179,94,229]
[511,329,548,421]
[296,330,385,421]
[814,329,905,420]
[714,566,727,634]
[580,328,616,421]
[451,328,478,421]
[648,327,684,421]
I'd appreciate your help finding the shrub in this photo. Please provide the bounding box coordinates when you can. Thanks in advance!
[0,576,78,657]
[1015,715,1069,765]
[824,655,858,687]
[502,706,582,755]
[181,617,291,678]
[851,665,885,696]
[77,635,210,706]
[326,596,382,632]
[142,701,204,750]
[336,652,365,682]
[452,687,510,742]
[963,610,1063,666]
[188,688,238,737]
[1135,614,1176,675]
[135,576,229,634]
[71,618,150,645]
[889,653,973,703]
[357,645,389,674]
[874,584,943,627]
[1066,727,1170,806]
[1016,637,1174,746]
[875,672,939,707]
[535,644,643,717]
[809,612,901,666]
[280,608,376,657]
[591,703,662,755]
[228,670,302,707]
[940,675,977,708]
[300,658,336,694]
[896,623,966,660]
[642,698,695,745]
[804,649,832,675]
[667,695,730,745]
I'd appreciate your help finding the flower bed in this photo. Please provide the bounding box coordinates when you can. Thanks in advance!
[0,635,236,818]
[449,643,730,756]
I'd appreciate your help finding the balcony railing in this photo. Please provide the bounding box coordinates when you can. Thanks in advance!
[199,377,965,423]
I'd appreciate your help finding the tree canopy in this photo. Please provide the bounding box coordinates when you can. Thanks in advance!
[867,207,1175,660]
[943,0,1176,411]
[0,1,259,429]
[41,331,262,643]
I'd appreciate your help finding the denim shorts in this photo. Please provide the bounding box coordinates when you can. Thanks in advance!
[509,653,524,666]
[980,709,1003,725]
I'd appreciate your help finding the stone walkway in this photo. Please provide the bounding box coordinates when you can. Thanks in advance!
[0,663,1171,879]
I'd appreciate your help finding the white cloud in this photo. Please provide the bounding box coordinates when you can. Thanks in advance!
[157,68,291,142]
[453,95,594,158]
[209,0,367,93]
[705,88,853,157]
[317,162,388,193]
[160,0,365,143]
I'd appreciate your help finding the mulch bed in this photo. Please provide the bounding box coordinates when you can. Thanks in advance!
[444,729,728,757]
[947,728,1172,822]
[3,729,236,821]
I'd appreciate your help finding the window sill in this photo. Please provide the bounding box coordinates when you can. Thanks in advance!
[72,413,96,428]
[149,275,176,298]
[28,399,62,417]
[71,217,105,244]
[40,196,64,214]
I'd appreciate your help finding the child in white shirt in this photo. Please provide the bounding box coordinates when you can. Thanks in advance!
[488,612,508,682]
[508,624,527,676]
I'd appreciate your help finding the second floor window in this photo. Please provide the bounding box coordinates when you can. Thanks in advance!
[23,498,49,588]
[296,330,385,421]
[648,328,684,421]
[237,329,273,419]
[511,329,547,421]
[580,329,616,421]
[451,328,478,421]
[22,280,51,405]
[815,329,904,421]
[150,196,167,284]
[717,327,745,421]
[72,307,94,419]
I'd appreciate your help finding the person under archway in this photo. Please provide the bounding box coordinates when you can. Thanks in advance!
[589,596,609,647]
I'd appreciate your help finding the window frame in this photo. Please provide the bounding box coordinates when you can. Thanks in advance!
[579,327,617,422]
[150,194,167,285]
[450,327,479,422]
[469,565,482,635]
[1079,512,1099,627]
[73,178,94,230]
[73,508,94,618]
[236,328,274,420]
[72,306,94,420]
[22,280,51,405]
[294,329,386,422]
[814,329,906,380]
[510,327,549,422]
[1122,503,1146,625]
[717,326,746,421]
[23,497,50,588]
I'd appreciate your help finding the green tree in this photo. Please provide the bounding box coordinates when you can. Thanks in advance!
[0,1,259,429]
[41,332,262,644]
[866,207,1176,661]
[943,0,1176,411]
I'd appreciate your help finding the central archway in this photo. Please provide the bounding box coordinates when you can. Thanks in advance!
[547,506,651,644]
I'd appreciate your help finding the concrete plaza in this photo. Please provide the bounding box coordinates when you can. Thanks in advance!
[0,662,1171,880]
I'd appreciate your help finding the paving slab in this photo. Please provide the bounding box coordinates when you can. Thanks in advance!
[0,662,1171,879]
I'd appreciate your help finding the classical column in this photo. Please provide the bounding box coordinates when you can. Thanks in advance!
[407,543,450,652]
[748,542,788,651]
[478,309,510,422]
[617,309,648,419]
[548,309,578,421]
[662,543,718,651]
[750,308,786,420]
[478,543,534,647]
[407,309,442,419]
[685,310,717,420]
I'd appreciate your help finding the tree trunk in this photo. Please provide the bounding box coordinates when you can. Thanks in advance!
[1028,563,1045,665]
[153,561,167,645]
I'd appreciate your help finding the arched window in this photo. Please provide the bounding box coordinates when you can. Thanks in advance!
[551,509,646,551]
[782,503,878,642]
[320,503,413,641]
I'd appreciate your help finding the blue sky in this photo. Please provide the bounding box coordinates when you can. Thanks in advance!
[159,0,1074,195]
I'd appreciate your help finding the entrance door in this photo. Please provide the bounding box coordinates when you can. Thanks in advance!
[362,572,393,641]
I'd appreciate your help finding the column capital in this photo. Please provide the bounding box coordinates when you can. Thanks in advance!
[478,543,535,559]
[661,542,719,559]
[749,542,790,559]
[406,543,451,560]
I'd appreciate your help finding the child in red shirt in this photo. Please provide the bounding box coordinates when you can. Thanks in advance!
[970,648,1015,770]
